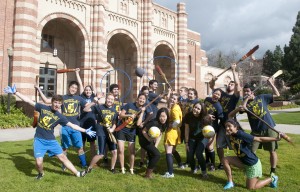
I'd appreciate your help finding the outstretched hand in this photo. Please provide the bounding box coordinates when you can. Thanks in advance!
[4,84,17,94]
[86,126,96,137]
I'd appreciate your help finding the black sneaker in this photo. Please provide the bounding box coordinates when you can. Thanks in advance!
[86,167,93,173]
[217,164,224,170]
[79,170,87,177]
[36,172,44,180]
[111,169,116,174]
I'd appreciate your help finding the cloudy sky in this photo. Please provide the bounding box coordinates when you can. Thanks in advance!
[154,0,300,58]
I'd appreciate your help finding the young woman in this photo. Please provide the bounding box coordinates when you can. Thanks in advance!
[84,94,119,173]
[204,88,224,171]
[117,93,152,174]
[162,93,182,178]
[222,119,281,190]
[138,107,169,178]
[75,68,97,159]
[185,101,210,177]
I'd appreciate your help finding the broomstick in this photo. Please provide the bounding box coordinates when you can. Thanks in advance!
[115,93,165,132]
[32,75,39,128]
[244,107,294,145]
[216,45,259,78]
[155,65,173,91]
[107,126,117,144]
[252,70,283,93]
[57,66,110,73]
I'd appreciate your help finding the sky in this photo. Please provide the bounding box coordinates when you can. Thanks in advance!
[154,0,300,59]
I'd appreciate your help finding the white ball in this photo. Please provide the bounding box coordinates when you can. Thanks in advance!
[202,125,215,138]
[148,126,161,139]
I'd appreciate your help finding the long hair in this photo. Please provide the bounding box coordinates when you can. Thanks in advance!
[82,85,94,98]
[225,119,244,131]
[156,107,169,132]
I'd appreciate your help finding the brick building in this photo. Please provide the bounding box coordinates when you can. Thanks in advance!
[0,0,235,115]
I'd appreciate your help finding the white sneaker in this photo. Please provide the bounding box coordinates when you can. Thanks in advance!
[121,167,126,174]
[162,172,174,178]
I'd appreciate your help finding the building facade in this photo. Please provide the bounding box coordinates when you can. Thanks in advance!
[0,0,235,115]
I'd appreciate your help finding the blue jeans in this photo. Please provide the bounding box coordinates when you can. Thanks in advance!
[187,139,206,172]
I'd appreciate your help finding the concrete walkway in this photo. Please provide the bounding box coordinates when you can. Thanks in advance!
[0,108,299,142]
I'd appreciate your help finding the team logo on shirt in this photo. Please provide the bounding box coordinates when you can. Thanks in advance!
[247,99,266,118]
[204,101,216,114]
[230,136,245,157]
[62,99,80,116]
[38,109,60,130]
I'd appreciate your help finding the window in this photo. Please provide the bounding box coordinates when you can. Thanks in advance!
[188,55,192,73]
[39,67,57,97]
[41,34,54,49]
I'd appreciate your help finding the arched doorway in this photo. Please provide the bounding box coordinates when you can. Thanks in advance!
[106,33,138,103]
[39,18,86,96]
[152,44,176,94]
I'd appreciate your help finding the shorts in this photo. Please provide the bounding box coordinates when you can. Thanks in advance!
[97,136,117,155]
[33,137,63,158]
[216,125,232,149]
[164,127,181,146]
[245,159,262,179]
[251,129,278,152]
[116,131,136,143]
[81,132,96,143]
[61,125,83,149]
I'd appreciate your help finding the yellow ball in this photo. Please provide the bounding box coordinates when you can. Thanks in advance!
[202,125,215,138]
[148,126,161,139]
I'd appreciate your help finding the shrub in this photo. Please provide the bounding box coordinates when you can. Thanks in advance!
[295,100,300,105]
[255,87,273,95]
[0,95,32,129]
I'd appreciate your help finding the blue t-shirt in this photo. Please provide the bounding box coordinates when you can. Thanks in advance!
[79,93,96,129]
[34,103,69,140]
[61,94,87,125]
[184,112,204,140]
[204,97,224,129]
[230,130,258,166]
[121,102,152,135]
[92,104,118,137]
[246,94,275,132]
[220,90,239,121]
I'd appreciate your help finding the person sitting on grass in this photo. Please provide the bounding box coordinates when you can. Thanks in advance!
[4,85,96,180]
[222,118,282,190]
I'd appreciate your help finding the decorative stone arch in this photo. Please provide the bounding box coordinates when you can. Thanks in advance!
[105,29,141,63]
[37,12,91,48]
[153,40,177,59]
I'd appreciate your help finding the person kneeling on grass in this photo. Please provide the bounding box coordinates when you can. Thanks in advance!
[4,85,96,180]
[222,119,282,190]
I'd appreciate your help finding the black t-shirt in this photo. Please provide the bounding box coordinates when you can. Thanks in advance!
[204,97,224,129]
[184,112,204,140]
[220,90,239,121]
[35,103,69,140]
[79,93,96,129]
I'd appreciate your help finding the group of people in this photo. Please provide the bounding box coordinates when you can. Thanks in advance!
[3,64,284,190]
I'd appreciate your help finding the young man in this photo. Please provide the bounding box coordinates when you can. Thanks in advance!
[3,85,96,179]
[109,84,122,114]
[209,63,241,169]
[36,81,89,169]
[230,77,280,175]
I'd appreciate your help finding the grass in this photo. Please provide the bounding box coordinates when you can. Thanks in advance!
[271,112,300,125]
[1,134,300,192]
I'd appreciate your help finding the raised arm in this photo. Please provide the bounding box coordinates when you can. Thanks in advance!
[91,68,96,94]
[75,68,84,93]
[209,76,217,90]
[35,86,51,104]
[231,63,241,97]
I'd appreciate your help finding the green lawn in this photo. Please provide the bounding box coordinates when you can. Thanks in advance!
[271,112,300,125]
[0,135,300,192]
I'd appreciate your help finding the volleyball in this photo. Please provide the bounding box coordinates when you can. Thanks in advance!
[202,125,215,138]
[148,126,161,139]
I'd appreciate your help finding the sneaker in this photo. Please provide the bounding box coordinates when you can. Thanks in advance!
[111,169,116,174]
[130,169,134,175]
[79,170,87,177]
[178,163,185,169]
[121,167,126,174]
[201,172,209,179]
[224,181,234,190]
[270,173,278,188]
[86,167,93,173]
[35,172,44,180]
[61,164,67,172]
[192,169,198,174]
[209,164,215,171]
[217,163,224,170]
[162,172,175,178]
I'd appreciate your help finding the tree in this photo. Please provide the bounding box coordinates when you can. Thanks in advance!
[262,46,283,76]
[207,50,238,68]
[282,11,300,86]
